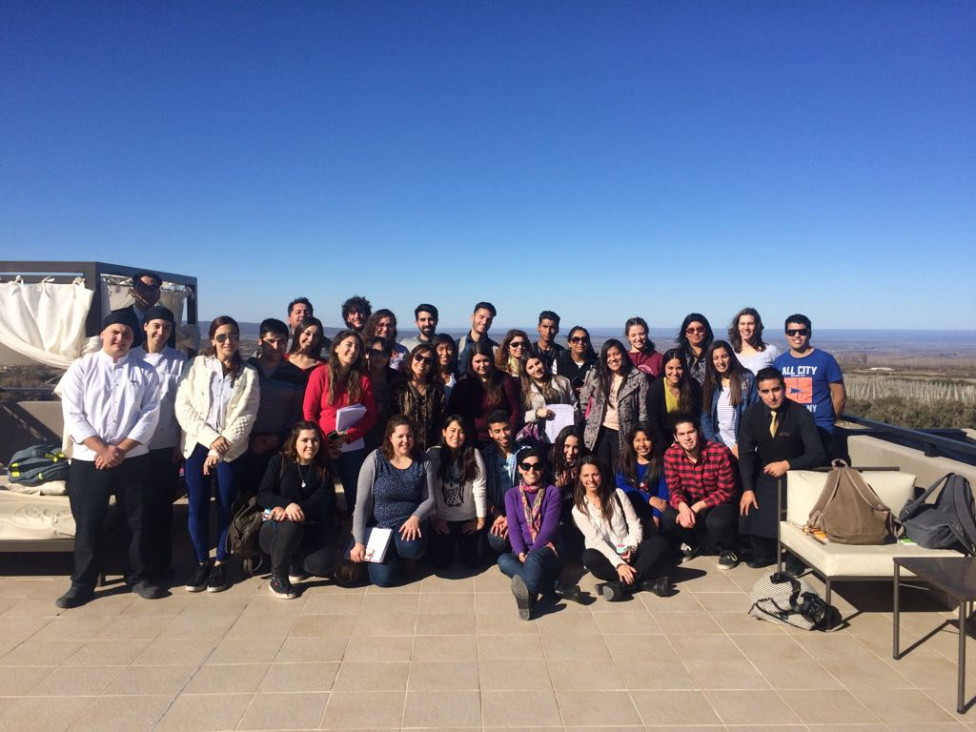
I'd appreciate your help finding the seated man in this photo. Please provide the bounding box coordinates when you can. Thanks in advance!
[57,310,163,608]
[738,367,826,568]
[480,410,521,554]
[662,413,739,570]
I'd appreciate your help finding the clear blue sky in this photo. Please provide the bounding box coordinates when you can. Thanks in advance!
[3,2,973,332]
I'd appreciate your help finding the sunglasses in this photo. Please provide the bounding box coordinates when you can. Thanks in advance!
[509,341,528,349]
[569,336,589,344]
[685,327,705,334]
[519,461,543,471]
[413,354,433,364]
[786,328,810,337]
[214,332,239,343]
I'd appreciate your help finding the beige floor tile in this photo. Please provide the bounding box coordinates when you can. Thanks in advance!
[602,633,676,661]
[654,611,725,635]
[421,575,477,594]
[258,662,340,692]
[178,596,249,616]
[555,688,642,726]
[103,665,197,696]
[183,663,269,694]
[684,657,771,690]
[474,570,512,592]
[629,689,722,725]
[822,655,915,689]
[883,652,960,689]
[535,609,601,635]
[402,689,481,727]
[639,588,704,612]
[224,612,296,639]
[352,612,419,637]
[155,692,252,731]
[592,611,662,635]
[301,593,366,615]
[684,571,742,593]
[694,591,754,613]
[274,636,349,663]
[0,639,83,666]
[290,614,359,637]
[479,634,545,662]
[749,654,844,690]
[361,592,421,613]
[855,688,958,724]
[66,694,172,732]
[481,689,562,727]
[731,632,807,660]
[479,659,551,690]
[333,661,410,691]
[238,691,329,730]
[613,655,698,690]
[32,616,115,641]
[475,592,521,614]
[1,599,63,620]
[121,594,194,615]
[28,665,124,696]
[670,633,744,660]
[548,657,623,690]
[0,694,94,732]
[779,689,879,724]
[158,613,239,639]
[407,660,479,691]
[132,638,217,666]
[239,594,309,617]
[476,611,540,635]
[416,611,478,636]
[412,634,477,661]
[93,614,174,640]
[63,639,151,666]
[0,615,53,640]
[711,611,787,634]
[204,638,282,665]
[705,688,801,725]
[419,592,476,614]
[320,690,405,728]
[0,665,56,695]
[344,635,415,663]
[541,632,610,661]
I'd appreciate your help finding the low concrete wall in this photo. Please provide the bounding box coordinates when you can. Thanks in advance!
[847,433,976,488]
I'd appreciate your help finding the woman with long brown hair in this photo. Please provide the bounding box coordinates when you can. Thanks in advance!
[303,329,377,511]
[387,343,447,452]
[495,329,531,378]
[447,340,521,445]
[176,316,260,593]
[728,307,780,375]
[647,348,702,450]
[286,316,329,376]
[257,421,337,599]
[701,340,757,458]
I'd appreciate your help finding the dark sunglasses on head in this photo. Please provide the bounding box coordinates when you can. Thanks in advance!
[215,332,239,343]
[786,328,810,337]
[519,461,542,471]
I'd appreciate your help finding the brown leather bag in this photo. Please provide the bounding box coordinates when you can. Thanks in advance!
[805,461,896,544]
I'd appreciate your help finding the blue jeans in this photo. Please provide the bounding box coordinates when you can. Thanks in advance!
[367,529,426,588]
[497,546,562,597]
[185,444,241,563]
[335,448,366,512]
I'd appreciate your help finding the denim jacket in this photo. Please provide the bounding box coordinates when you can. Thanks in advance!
[700,371,757,448]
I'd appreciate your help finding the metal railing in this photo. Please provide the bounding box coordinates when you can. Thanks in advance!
[840,413,976,465]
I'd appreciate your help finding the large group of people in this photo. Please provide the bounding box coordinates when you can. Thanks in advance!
[55,274,845,620]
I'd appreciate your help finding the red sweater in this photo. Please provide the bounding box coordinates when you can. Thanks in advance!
[303,365,377,443]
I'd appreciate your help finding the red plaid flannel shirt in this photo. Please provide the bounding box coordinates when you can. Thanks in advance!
[664,439,736,509]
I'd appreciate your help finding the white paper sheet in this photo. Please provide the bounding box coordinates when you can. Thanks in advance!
[544,404,576,443]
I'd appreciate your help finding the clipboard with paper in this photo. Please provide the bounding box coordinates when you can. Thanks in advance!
[336,404,368,453]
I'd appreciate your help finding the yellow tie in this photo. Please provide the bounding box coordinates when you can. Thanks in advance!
[769,410,778,438]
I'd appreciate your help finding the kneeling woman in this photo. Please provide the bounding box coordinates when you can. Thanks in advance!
[573,456,671,601]
[350,416,435,587]
[427,416,487,568]
[498,447,577,620]
[257,421,337,599]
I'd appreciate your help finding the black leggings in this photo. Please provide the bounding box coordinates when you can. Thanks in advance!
[427,521,483,568]
[594,427,620,470]
[582,534,670,589]
[258,520,334,577]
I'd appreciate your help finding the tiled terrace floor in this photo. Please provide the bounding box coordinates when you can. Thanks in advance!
[0,549,975,731]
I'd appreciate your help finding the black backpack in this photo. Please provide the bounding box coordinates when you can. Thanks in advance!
[8,444,69,486]
[899,473,976,555]
[226,494,267,575]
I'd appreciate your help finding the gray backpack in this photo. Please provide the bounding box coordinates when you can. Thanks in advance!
[899,473,976,555]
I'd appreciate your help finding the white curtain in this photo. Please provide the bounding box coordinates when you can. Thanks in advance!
[0,280,93,369]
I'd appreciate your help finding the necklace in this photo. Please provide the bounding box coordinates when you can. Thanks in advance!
[297,463,312,489]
